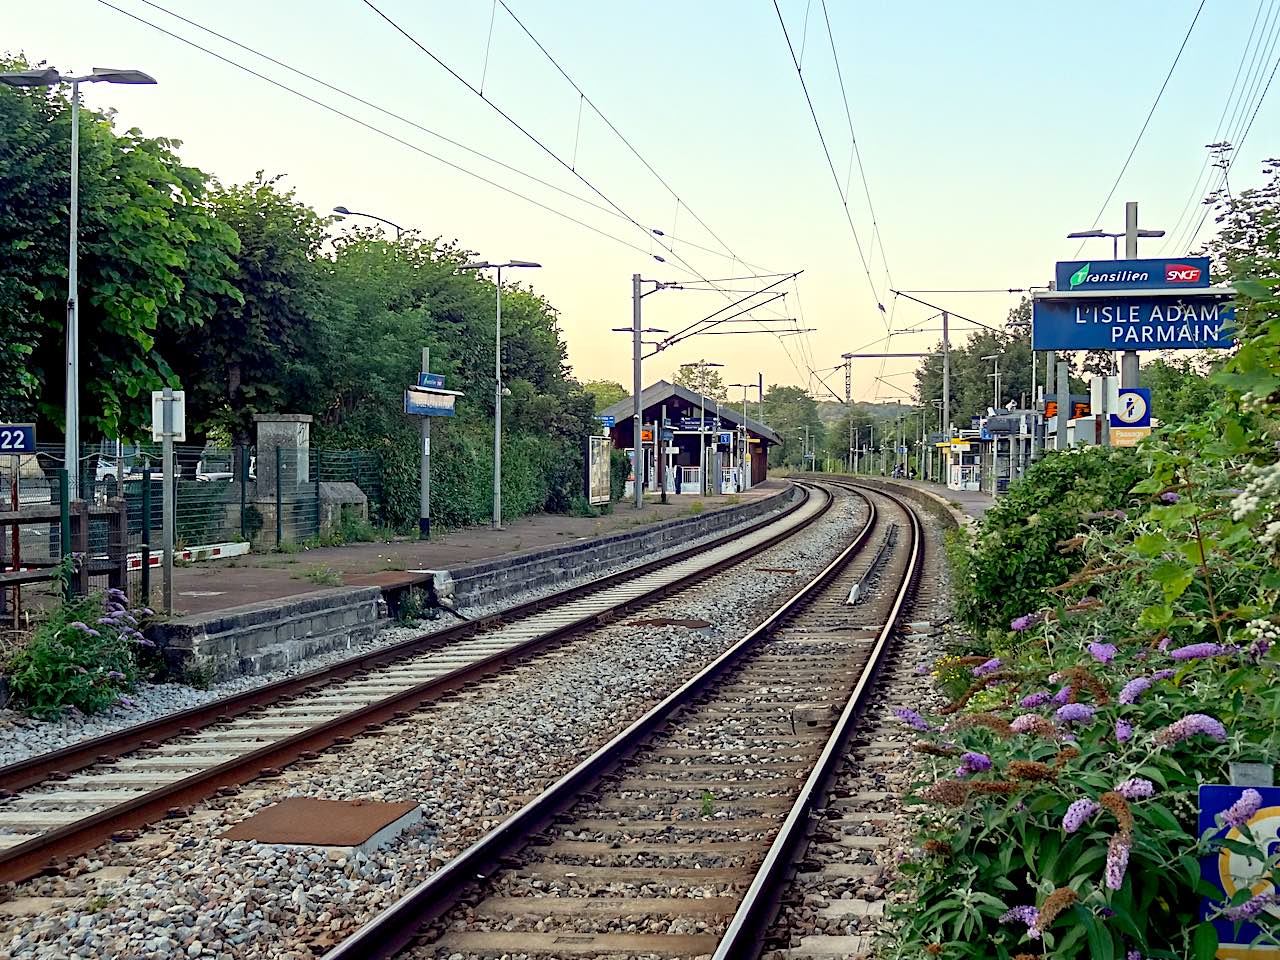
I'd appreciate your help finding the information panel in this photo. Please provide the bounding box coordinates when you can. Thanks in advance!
[1055,256,1210,292]
[1033,296,1235,351]
[585,435,612,505]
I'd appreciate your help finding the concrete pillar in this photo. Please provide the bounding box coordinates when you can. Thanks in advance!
[254,414,313,490]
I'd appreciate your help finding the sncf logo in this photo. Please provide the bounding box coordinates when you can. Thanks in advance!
[1165,263,1202,283]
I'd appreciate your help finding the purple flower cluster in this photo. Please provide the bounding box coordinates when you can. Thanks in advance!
[998,905,1040,939]
[1019,691,1051,708]
[1118,676,1152,705]
[1052,685,1074,705]
[66,620,101,638]
[1115,719,1134,743]
[1151,668,1176,681]
[1169,642,1229,661]
[1010,613,1042,632]
[1224,891,1278,922]
[894,707,930,732]
[1222,788,1263,828]
[1009,714,1044,734]
[972,657,1002,677]
[1062,797,1099,833]
[1088,641,1118,664]
[1114,778,1155,800]
[1159,492,1181,504]
[1105,834,1131,889]
[955,752,992,778]
[1055,703,1096,725]
[1159,713,1227,745]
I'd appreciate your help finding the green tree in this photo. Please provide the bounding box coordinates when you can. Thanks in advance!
[167,173,327,445]
[673,362,727,400]
[583,379,627,413]
[762,384,823,468]
[0,60,239,438]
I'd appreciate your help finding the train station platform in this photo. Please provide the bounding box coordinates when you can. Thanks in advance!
[167,480,792,618]
[885,480,994,519]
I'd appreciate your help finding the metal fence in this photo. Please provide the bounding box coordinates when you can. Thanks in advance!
[0,443,386,610]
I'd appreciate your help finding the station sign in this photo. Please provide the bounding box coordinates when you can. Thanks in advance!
[150,391,186,441]
[595,415,615,428]
[405,386,461,417]
[1045,395,1091,420]
[1198,784,1280,956]
[679,417,716,431]
[0,423,36,455]
[660,428,674,441]
[1032,295,1235,351]
[717,432,732,445]
[640,428,654,443]
[1055,256,1210,292]
[417,372,446,389]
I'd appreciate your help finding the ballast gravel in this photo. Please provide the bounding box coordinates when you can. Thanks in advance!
[0,495,801,768]
[1,489,867,960]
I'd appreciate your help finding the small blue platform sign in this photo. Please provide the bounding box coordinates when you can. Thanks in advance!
[1111,388,1152,428]
[417,372,445,389]
[0,424,36,454]
[1198,784,1280,956]
[595,415,615,428]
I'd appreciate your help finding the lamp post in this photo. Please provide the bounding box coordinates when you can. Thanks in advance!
[1068,205,1165,388]
[460,260,541,529]
[687,360,722,494]
[333,205,404,239]
[0,66,156,498]
[981,353,1001,410]
[728,382,761,491]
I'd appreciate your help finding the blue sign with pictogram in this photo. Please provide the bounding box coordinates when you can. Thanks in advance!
[1055,257,1210,292]
[1111,388,1151,428]
[0,424,35,454]
[595,415,615,428]
[717,432,732,445]
[417,372,445,389]
[1198,784,1280,954]
[1033,296,1235,351]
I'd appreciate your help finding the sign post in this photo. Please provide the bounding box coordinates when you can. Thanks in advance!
[151,389,185,613]
[404,371,463,539]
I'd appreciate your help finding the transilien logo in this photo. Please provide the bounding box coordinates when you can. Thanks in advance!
[1069,263,1091,289]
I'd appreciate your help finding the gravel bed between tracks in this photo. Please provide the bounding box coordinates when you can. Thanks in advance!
[0,496,798,768]
[765,497,957,958]
[1,490,865,960]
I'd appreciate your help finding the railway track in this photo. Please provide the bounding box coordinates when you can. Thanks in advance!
[0,483,834,886]
[321,481,925,960]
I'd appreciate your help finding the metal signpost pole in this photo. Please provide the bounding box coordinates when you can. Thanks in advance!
[941,311,951,440]
[66,80,81,501]
[659,402,668,504]
[1121,202,1141,389]
[632,274,643,509]
[420,347,431,540]
[161,388,175,614]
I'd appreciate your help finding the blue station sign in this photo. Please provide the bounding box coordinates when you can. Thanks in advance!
[1055,256,1210,292]
[595,414,616,428]
[1032,295,1235,351]
[0,423,36,454]
[417,372,446,389]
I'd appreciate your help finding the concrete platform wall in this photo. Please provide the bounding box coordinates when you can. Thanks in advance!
[149,487,795,681]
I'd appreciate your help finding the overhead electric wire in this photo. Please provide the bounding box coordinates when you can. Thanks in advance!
[771,0,885,322]
[95,0,667,261]
[495,0,750,267]
[360,0,718,285]
[1072,0,1207,257]
[1159,0,1271,255]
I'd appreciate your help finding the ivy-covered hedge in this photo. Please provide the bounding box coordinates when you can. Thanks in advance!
[949,446,1142,647]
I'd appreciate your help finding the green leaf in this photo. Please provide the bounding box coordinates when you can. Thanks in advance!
[1070,262,1091,288]
[1192,921,1219,960]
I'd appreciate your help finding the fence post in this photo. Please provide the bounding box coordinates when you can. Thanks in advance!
[238,446,248,542]
[57,468,71,599]
[314,451,322,539]
[140,467,152,603]
[275,446,284,547]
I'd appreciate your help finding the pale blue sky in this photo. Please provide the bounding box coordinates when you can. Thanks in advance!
[4,0,1275,400]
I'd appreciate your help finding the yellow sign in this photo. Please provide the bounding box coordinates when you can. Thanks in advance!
[1110,426,1152,448]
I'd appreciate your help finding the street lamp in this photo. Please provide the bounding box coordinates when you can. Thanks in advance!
[728,382,762,492]
[1067,226,1164,260]
[460,259,542,529]
[686,360,722,494]
[981,353,1002,410]
[333,205,404,239]
[1,66,157,498]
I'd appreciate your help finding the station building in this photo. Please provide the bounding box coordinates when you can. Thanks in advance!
[598,381,780,495]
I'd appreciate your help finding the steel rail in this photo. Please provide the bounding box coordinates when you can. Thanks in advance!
[321,484,880,960]
[0,485,833,885]
[713,480,923,958]
[0,486,810,796]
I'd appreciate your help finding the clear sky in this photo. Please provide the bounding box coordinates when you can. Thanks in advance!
[4,0,1275,402]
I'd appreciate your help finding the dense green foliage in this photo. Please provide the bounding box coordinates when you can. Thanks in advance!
[894,168,1280,958]
[949,446,1142,643]
[6,589,154,718]
[0,66,596,530]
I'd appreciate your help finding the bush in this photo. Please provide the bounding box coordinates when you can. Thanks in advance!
[6,590,155,719]
[609,448,630,502]
[952,446,1142,646]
